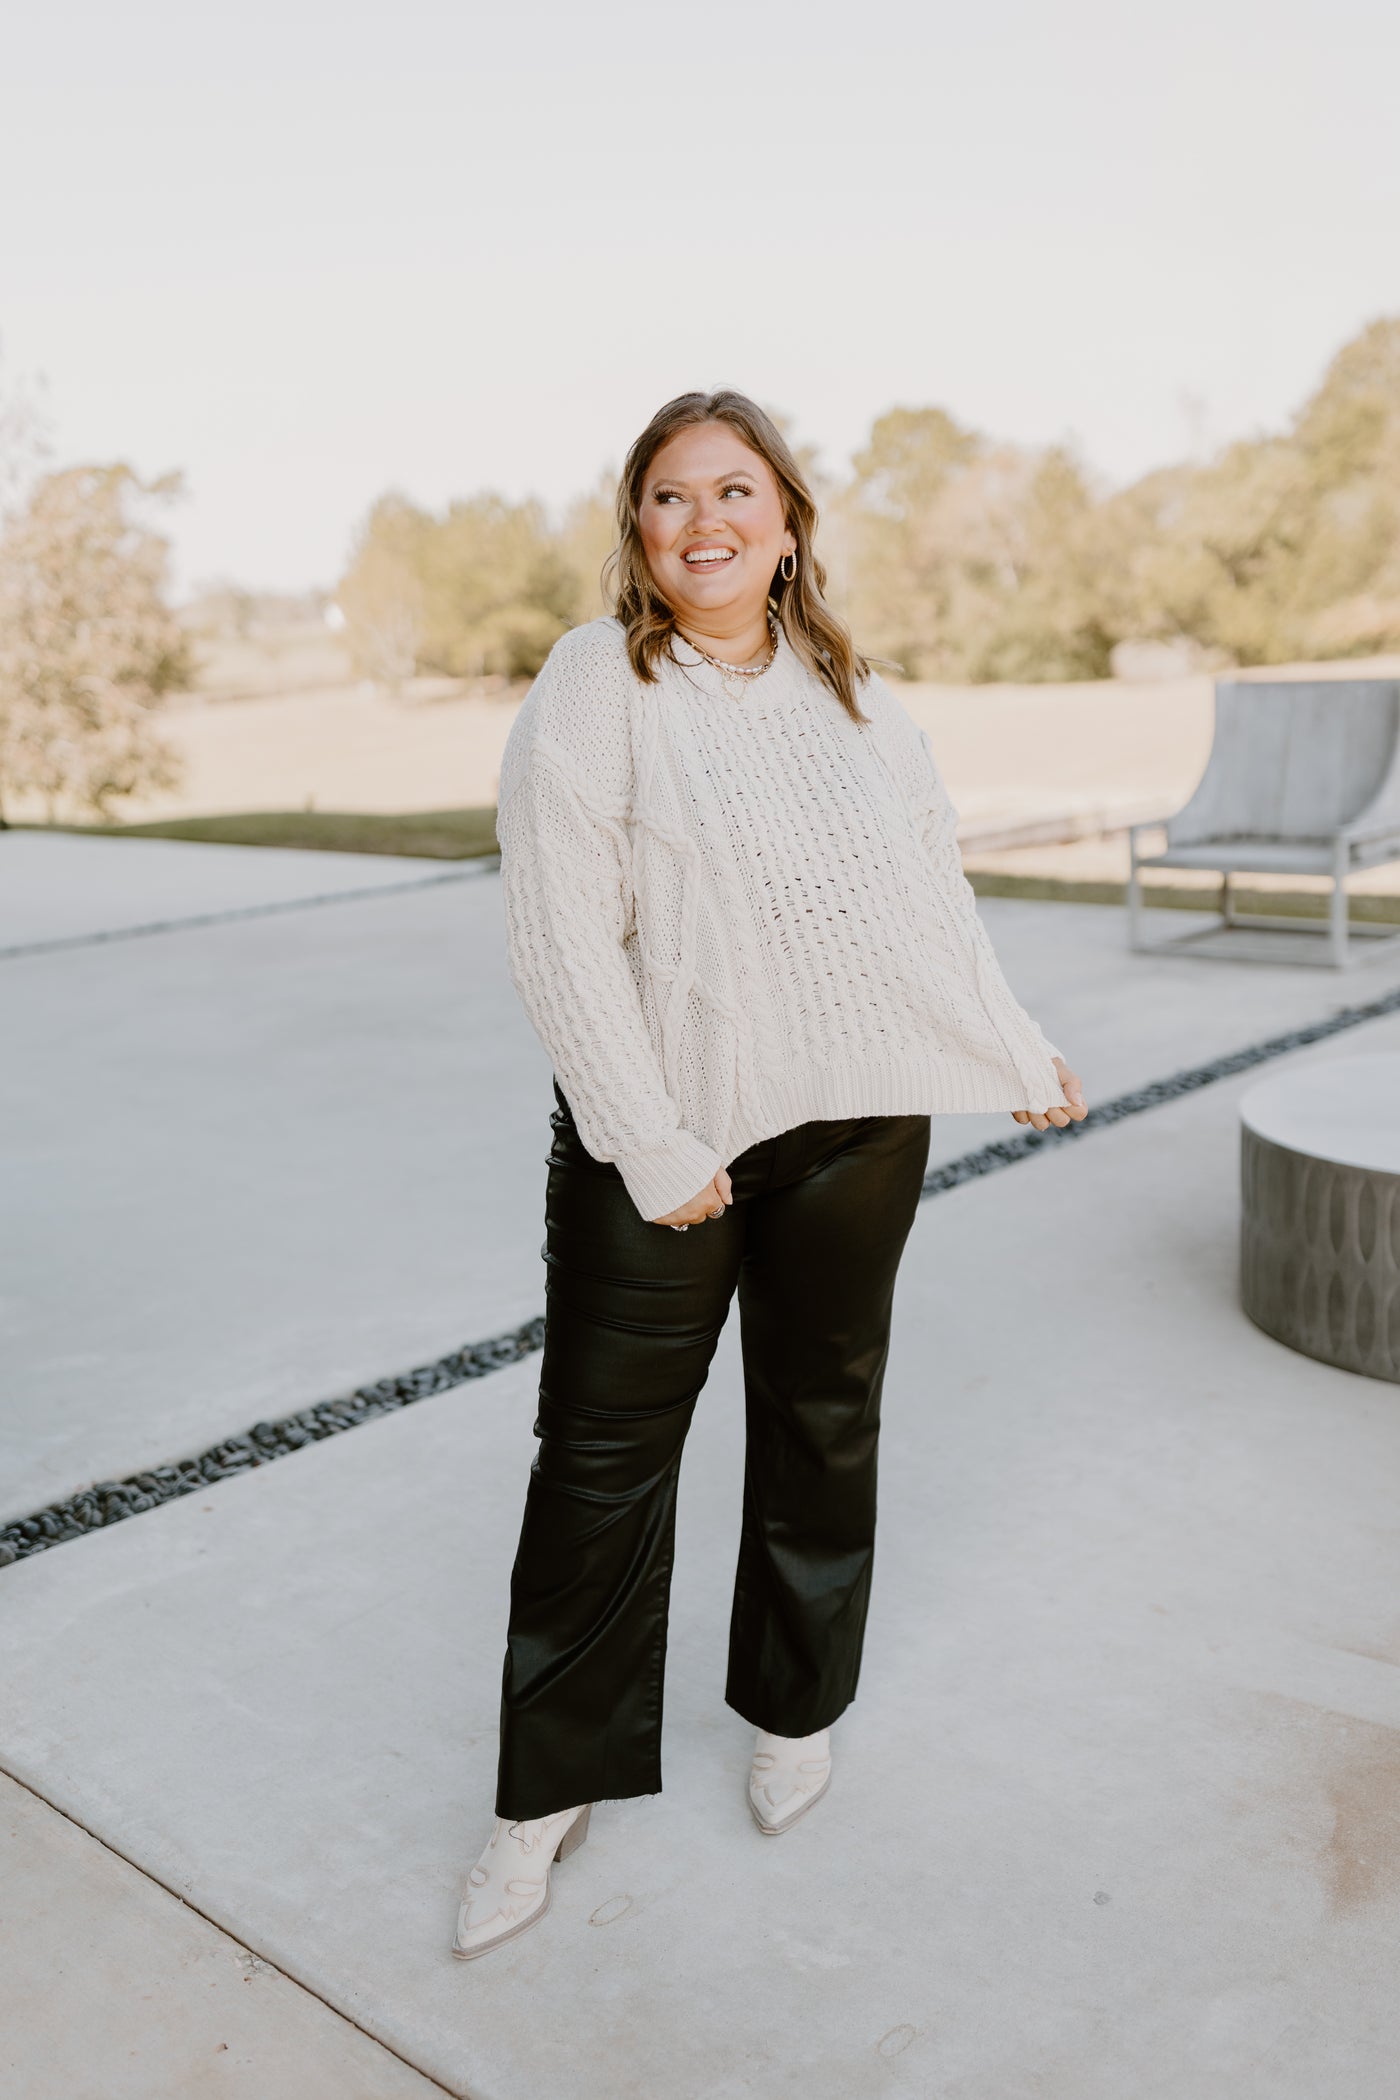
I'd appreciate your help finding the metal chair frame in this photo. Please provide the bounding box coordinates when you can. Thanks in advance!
[1128,679,1400,969]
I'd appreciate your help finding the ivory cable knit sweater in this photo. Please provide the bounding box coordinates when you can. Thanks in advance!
[497,616,1067,1221]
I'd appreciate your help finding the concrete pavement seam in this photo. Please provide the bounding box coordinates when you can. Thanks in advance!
[0,1766,462,2098]
[5,977,1399,1569]
[0,859,501,961]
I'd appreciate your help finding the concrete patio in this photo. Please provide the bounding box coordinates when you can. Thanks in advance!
[4,832,1400,2098]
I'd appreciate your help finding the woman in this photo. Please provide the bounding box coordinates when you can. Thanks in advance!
[453,390,1086,1959]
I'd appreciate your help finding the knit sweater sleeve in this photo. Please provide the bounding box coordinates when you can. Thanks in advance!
[866,675,1068,1094]
[496,623,726,1222]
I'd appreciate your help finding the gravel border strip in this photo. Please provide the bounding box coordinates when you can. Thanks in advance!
[0,861,500,962]
[0,1317,545,1567]
[922,978,1400,1193]
[5,974,1400,1570]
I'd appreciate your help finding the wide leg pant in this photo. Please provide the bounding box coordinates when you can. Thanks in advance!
[494,1078,932,1821]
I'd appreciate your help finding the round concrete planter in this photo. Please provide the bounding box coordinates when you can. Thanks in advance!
[1240,1054,1400,1382]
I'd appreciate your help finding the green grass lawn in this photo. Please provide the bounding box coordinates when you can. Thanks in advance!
[27,808,501,860]
[967,869,1400,922]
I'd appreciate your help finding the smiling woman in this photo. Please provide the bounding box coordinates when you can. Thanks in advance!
[608,388,870,718]
[450,387,1088,1963]
[635,418,796,667]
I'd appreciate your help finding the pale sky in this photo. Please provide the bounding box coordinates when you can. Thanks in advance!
[4,0,1397,594]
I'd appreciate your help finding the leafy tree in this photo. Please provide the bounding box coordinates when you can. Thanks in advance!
[338,490,588,688]
[558,472,617,627]
[337,493,429,695]
[966,446,1116,682]
[837,407,984,677]
[839,408,1111,679]
[1287,316,1400,656]
[1113,438,1315,663]
[0,464,189,823]
[418,495,577,678]
[1097,316,1400,667]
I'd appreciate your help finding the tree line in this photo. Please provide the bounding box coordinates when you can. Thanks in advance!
[1,316,1397,820]
[338,316,1400,688]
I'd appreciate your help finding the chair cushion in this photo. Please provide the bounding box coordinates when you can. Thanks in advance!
[1143,840,1338,873]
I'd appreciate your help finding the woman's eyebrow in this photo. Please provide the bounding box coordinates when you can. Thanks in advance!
[649,465,760,489]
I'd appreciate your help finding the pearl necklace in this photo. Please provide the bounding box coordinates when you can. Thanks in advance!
[679,614,780,701]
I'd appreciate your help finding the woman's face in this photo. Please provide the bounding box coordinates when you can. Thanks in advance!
[637,421,796,630]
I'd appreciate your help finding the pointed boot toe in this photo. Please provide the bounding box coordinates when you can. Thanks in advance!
[452,1802,591,1959]
[747,1728,832,1836]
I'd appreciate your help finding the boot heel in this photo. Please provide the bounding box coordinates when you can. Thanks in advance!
[554,1803,591,1861]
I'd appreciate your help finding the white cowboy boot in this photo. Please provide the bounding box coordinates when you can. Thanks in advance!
[451,1803,591,1959]
[747,1727,832,1835]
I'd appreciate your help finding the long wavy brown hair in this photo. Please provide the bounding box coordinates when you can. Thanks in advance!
[603,389,871,724]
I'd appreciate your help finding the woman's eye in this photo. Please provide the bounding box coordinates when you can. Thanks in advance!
[653,489,683,504]
[721,483,754,498]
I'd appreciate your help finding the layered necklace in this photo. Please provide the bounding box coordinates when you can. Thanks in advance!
[678,611,781,701]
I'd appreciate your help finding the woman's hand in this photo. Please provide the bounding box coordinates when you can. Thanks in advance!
[653,1165,734,1229]
[1011,1056,1087,1133]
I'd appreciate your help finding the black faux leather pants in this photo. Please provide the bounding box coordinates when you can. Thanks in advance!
[494,1079,932,1821]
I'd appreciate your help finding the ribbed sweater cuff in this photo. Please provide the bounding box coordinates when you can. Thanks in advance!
[614,1130,726,1223]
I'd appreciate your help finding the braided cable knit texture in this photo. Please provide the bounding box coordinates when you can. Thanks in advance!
[497,617,1067,1221]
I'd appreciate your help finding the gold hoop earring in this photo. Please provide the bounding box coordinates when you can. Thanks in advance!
[780,551,797,582]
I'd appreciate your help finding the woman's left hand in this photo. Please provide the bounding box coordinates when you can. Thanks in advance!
[1011,1056,1087,1132]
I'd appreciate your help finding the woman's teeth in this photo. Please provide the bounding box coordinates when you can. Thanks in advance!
[684,548,734,565]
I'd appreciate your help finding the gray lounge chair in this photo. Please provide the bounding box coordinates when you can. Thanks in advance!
[1128,678,1400,967]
